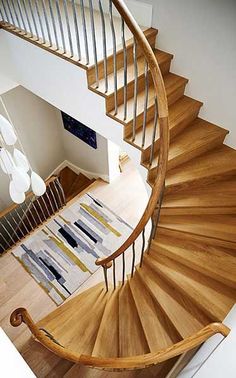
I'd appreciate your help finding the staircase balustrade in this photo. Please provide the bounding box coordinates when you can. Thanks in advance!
[0,176,66,254]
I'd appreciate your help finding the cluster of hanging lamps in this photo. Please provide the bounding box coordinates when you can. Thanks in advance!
[0,99,46,204]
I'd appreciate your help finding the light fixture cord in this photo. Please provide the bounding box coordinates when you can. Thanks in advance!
[0,95,33,172]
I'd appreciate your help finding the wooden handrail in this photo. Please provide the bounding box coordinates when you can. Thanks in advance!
[10,308,230,370]
[96,0,169,267]
[0,175,57,219]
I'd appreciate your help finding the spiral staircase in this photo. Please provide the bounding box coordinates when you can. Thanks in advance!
[1,0,236,376]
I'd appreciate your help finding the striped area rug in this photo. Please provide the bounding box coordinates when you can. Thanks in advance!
[12,193,133,305]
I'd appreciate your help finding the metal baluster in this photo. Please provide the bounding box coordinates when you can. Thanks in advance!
[109,0,118,115]
[49,182,59,212]
[3,215,21,242]
[98,0,108,92]
[89,0,99,87]
[35,0,46,43]
[22,0,33,37]
[149,96,159,166]
[142,60,149,147]
[31,201,43,224]
[80,0,89,65]
[0,3,4,21]
[10,0,21,28]
[55,178,66,206]
[52,179,63,208]
[16,0,27,33]
[27,199,40,227]
[6,0,14,24]
[152,181,165,239]
[147,217,155,254]
[132,39,138,142]
[1,0,10,23]
[55,0,66,53]
[121,19,128,120]
[20,203,34,231]
[41,194,51,218]
[36,197,47,221]
[113,258,116,290]
[42,0,52,47]
[1,221,16,244]
[122,251,125,285]
[71,0,81,61]
[10,212,25,238]
[131,241,136,277]
[45,191,56,214]
[63,0,74,57]
[139,228,146,267]
[28,0,40,40]
[48,0,59,50]
[0,230,11,249]
[103,265,109,292]
[14,208,29,234]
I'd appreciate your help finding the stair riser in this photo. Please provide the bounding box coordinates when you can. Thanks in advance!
[87,31,158,87]
[151,242,236,289]
[148,134,227,181]
[144,256,221,322]
[161,207,236,216]
[157,227,236,250]
[141,103,202,163]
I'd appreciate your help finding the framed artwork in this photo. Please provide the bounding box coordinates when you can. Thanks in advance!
[61,111,97,149]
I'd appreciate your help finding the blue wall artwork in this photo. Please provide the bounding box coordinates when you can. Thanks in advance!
[61,112,97,149]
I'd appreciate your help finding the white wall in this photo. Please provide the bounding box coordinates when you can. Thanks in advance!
[0,86,66,210]
[137,0,236,148]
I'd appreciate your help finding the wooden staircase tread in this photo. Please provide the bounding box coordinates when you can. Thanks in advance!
[92,285,120,358]
[162,178,236,214]
[125,96,202,151]
[37,283,108,354]
[136,264,207,339]
[146,253,235,321]
[108,72,188,124]
[148,145,236,191]
[144,118,228,171]
[159,214,236,244]
[129,273,175,352]
[152,236,236,289]
[119,281,150,357]
[90,49,173,96]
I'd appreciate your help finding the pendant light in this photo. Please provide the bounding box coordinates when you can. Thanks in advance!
[9,181,25,204]
[0,97,46,204]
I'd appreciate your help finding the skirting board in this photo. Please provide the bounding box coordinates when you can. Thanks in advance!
[47,160,110,183]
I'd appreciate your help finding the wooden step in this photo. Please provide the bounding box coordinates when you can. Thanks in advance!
[145,118,228,175]
[126,96,202,154]
[108,73,188,130]
[89,49,173,101]
[162,178,236,215]
[136,263,207,339]
[152,236,236,289]
[92,285,120,358]
[159,214,236,244]
[149,145,236,192]
[146,253,235,321]
[37,283,109,355]
[87,28,158,87]
[119,281,149,357]
[129,272,176,352]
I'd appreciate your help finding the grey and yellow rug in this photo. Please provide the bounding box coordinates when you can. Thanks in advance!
[12,193,133,305]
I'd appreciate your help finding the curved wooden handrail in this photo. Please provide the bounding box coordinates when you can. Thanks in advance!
[96,0,169,267]
[10,308,230,370]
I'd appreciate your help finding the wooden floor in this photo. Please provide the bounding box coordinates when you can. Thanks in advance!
[0,159,157,378]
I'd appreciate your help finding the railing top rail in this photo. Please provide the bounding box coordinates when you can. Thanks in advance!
[10,308,230,370]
